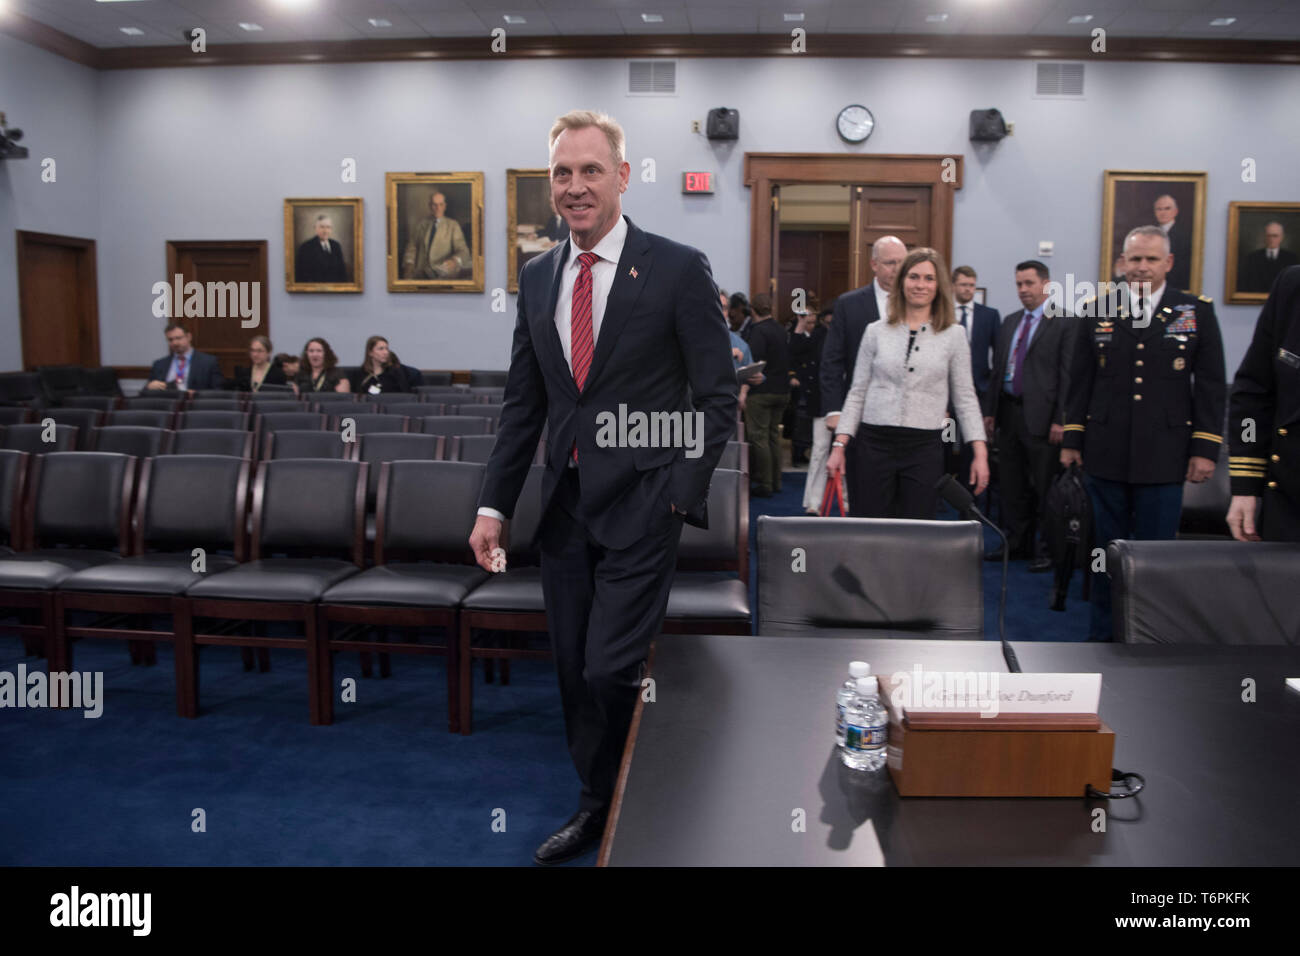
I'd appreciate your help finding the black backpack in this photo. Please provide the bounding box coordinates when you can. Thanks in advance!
[1043,462,1093,611]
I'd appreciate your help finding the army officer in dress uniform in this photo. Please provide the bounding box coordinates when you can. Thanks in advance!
[1061,225,1226,640]
[1227,264,1300,542]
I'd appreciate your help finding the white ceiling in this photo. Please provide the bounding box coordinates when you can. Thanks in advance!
[3,0,1297,49]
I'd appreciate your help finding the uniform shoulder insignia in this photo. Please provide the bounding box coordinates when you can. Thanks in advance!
[1198,294,1213,303]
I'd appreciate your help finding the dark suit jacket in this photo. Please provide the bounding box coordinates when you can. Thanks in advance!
[820,282,883,415]
[296,237,348,284]
[1241,247,1300,294]
[146,350,224,391]
[984,307,1073,438]
[956,301,1000,399]
[1166,221,1193,291]
[230,364,288,392]
[479,216,738,550]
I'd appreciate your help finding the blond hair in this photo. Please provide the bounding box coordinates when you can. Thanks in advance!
[887,247,956,332]
[548,110,626,167]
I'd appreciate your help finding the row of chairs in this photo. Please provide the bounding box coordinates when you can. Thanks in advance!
[0,451,750,732]
[2,403,505,431]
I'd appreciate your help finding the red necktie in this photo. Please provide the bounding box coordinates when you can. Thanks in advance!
[176,354,187,386]
[570,252,599,461]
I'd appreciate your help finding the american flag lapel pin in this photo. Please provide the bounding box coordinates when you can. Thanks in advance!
[629,266,638,279]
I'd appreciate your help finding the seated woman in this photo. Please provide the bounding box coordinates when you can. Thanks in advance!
[275,352,301,384]
[230,335,288,392]
[827,247,989,519]
[295,337,351,394]
[348,336,412,396]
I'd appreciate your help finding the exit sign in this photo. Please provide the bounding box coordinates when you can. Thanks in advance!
[682,171,714,194]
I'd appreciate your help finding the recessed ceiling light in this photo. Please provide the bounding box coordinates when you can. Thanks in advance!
[783,13,804,22]
[119,26,144,34]
[238,22,262,32]
[503,14,526,24]
[925,13,949,24]
[368,18,391,28]
[641,13,664,23]
[1209,17,1236,26]
[1068,15,1093,25]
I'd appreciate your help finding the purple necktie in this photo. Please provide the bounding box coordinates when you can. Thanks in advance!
[1011,314,1034,397]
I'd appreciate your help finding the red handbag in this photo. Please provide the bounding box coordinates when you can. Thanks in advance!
[819,472,847,517]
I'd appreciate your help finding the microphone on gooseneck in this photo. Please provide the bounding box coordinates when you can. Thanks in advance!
[935,475,1020,674]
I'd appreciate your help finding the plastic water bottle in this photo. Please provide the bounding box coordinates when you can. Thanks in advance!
[835,661,871,747]
[841,676,888,771]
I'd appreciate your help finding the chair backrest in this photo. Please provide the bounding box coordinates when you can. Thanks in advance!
[419,371,454,386]
[123,396,184,411]
[187,399,246,413]
[42,407,103,433]
[83,368,123,397]
[376,402,430,419]
[61,395,119,411]
[0,407,32,426]
[189,389,236,401]
[168,429,254,458]
[416,386,469,400]
[468,388,505,403]
[27,451,136,551]
[1109,540,1300,645]
[502,464,546,563]
[0,372,42,406]
[755,516,984,638]
[0,449,31,548]
[468,369,508,387]
[257,412,328,434]
[418,416,493,437]
[1,423,80,453]
[309,393,360,408]
[677,468,747,573]
[355,432,445,509]
[37,365,87,405]
[253,458,365,562]
[91,426,173,458]
[264,429,350,460]
[450,403,503,420]
[717,441,749,473]
[452,434,497,464]
[248,391,301,403]
[335,413,408,436]
[107,409,175,429]
[375,460,486,561]
[181,410,251,430]
[1178,440,1230,538]
[136,455,250,559]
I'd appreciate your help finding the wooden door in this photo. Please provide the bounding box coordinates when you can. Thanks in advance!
[165,240,269,377]
[16,230,100,369]
[850,185,932,288]
[777,231,851,322]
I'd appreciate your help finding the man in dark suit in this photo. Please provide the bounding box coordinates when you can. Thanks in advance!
[143,322,224,392]
[295,214,348,283]
[469,111,737,865]
[1063,226,1226,640]
[950,265,1001,509]
[1154,194,1193,291]
[983,261,1073,570]
[1240,221,1300,293]
[819,234,906,516]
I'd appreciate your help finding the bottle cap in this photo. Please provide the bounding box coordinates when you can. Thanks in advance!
[855,676,878,696]
[849,661,870,678]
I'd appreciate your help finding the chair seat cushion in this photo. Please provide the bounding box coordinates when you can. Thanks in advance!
[666,574,751,620]
[61,553,240,596]
[322,563,488,608]
[0,550,121,590]
[185,559,360,602]
[460,567,545,611]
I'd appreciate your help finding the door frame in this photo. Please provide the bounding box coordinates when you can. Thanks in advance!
[165,239,270,375]
[15,229,101,369]
[743,153,962,299]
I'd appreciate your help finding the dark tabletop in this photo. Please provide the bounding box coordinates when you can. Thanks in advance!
[602,636,1300,866]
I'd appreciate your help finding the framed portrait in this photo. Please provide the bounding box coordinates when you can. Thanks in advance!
[1101,170,1207,295]
[1225,202,1300,304]
[974,287,986,306]
[507,168,565,293]
[386,172,484,292]
[284,197,363,293]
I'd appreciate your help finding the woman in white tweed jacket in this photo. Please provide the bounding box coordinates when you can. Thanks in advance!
[827,247,989,518]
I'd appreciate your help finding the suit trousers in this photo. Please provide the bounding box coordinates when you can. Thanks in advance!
[852,424,944,519]
[540,466,685,813]
[996,396,1056,555]
[744,392,789,495]
[1085,475,1183,642]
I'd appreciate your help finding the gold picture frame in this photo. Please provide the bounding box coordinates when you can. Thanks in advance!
[507,168,565,293]
[386,172,484,292]
[1225,201,1300,304]
[1100,170,1207,295]
[284,197,363,293]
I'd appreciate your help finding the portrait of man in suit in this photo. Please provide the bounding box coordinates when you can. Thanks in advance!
[402,191,470,279]
[508,169,570,292]
[284,198,362,292]
[1153,194,1193,292]
[1104,173,1205,296]
[295,214,347,283]
[388,175,483,291]
[470,110,736,865]
[1239,219,1300,293]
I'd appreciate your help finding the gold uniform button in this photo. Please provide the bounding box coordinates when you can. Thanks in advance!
[1280,428,1289,437]
[1135,377,1143,384]
[1136,360,1144,367]
[1134,394,1143,401]
[1185,420,1192,426]
[1179,344,1186,350]
[1272,454,1281,462]
[1137,344,1145,350]
[1268,481,1278,489]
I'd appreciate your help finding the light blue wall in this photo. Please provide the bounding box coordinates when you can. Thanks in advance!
[4,41,1300,374]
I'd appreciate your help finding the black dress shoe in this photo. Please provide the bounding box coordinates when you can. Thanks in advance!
[1028,556,1053,573]
[533,809,607,866]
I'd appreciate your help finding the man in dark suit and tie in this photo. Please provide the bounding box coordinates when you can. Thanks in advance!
[819,234,906,516]
[469,110,737,865]
[143,322,224,392]
[1240,221,1300,293]
[950,265,1001,507]
[295,214,348,284]
[1154,194,1193,291]
[983,261,1073,570]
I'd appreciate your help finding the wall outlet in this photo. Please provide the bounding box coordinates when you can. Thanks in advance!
[1038,240,1054,257]
[1006,121,1015,135]
[691,120,701,134]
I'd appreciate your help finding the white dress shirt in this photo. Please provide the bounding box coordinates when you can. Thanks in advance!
[1128,281,1166,324]
[478,215,629,523]
[955,300,973,340]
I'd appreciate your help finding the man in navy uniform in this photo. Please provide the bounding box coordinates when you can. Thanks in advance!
[1227,264,1300,542]
[1061,225,1226,640]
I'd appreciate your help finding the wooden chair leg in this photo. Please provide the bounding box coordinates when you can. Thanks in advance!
[446,617,460,734]
[46,592,70,675]
[241,647,255,671]
[359,645,373,678]
[500,636,512,686]
[172,598,198,719]
[306,608,326,726]
[458,617,474,736]
[484,656,495,683]
[256,647,271,672]
[379,626,392,678]
[129,640,143,665]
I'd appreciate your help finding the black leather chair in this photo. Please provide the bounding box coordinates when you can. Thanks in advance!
[0,450,31,554]
[263,429,349,460]
[467,388,505,404]
[62,395,120,412]
[419,371,454,386]
[107,409,176,429]
[256,412,328,450]
[41,407,104,437]
[1108,539,1300,645]
[91,426,174,458]
[53,455,250,713]
[717,441,748,473]
[247,391,300,404]
[468,370,508,387]
[664,468,750,634]
[450,403,503,421]
[333,413,409,436]
[168,429,254,458]
[419,416,494,437]
[755,516,984,638]
[353,433,446,513]
[416,386,470,400]
[176,459,367,723]
[0,408,33,427]
[318,461,491,731]
[83,367,123,397]
[451,435,497,464]
[375,402,431,420]
[190,389,236,401]
[122,396,184,411]
[0,451,136,665]
[37,366,87,407]
[1,424,80,453]
[0,372,42,408]
[308,393,360,410]
[456,464,547,734]
[1178,440,1231,539]
[187,400,246,414]
[179,410,251,430]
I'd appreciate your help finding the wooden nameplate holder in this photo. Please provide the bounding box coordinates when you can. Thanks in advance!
[878,678,1115,798]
